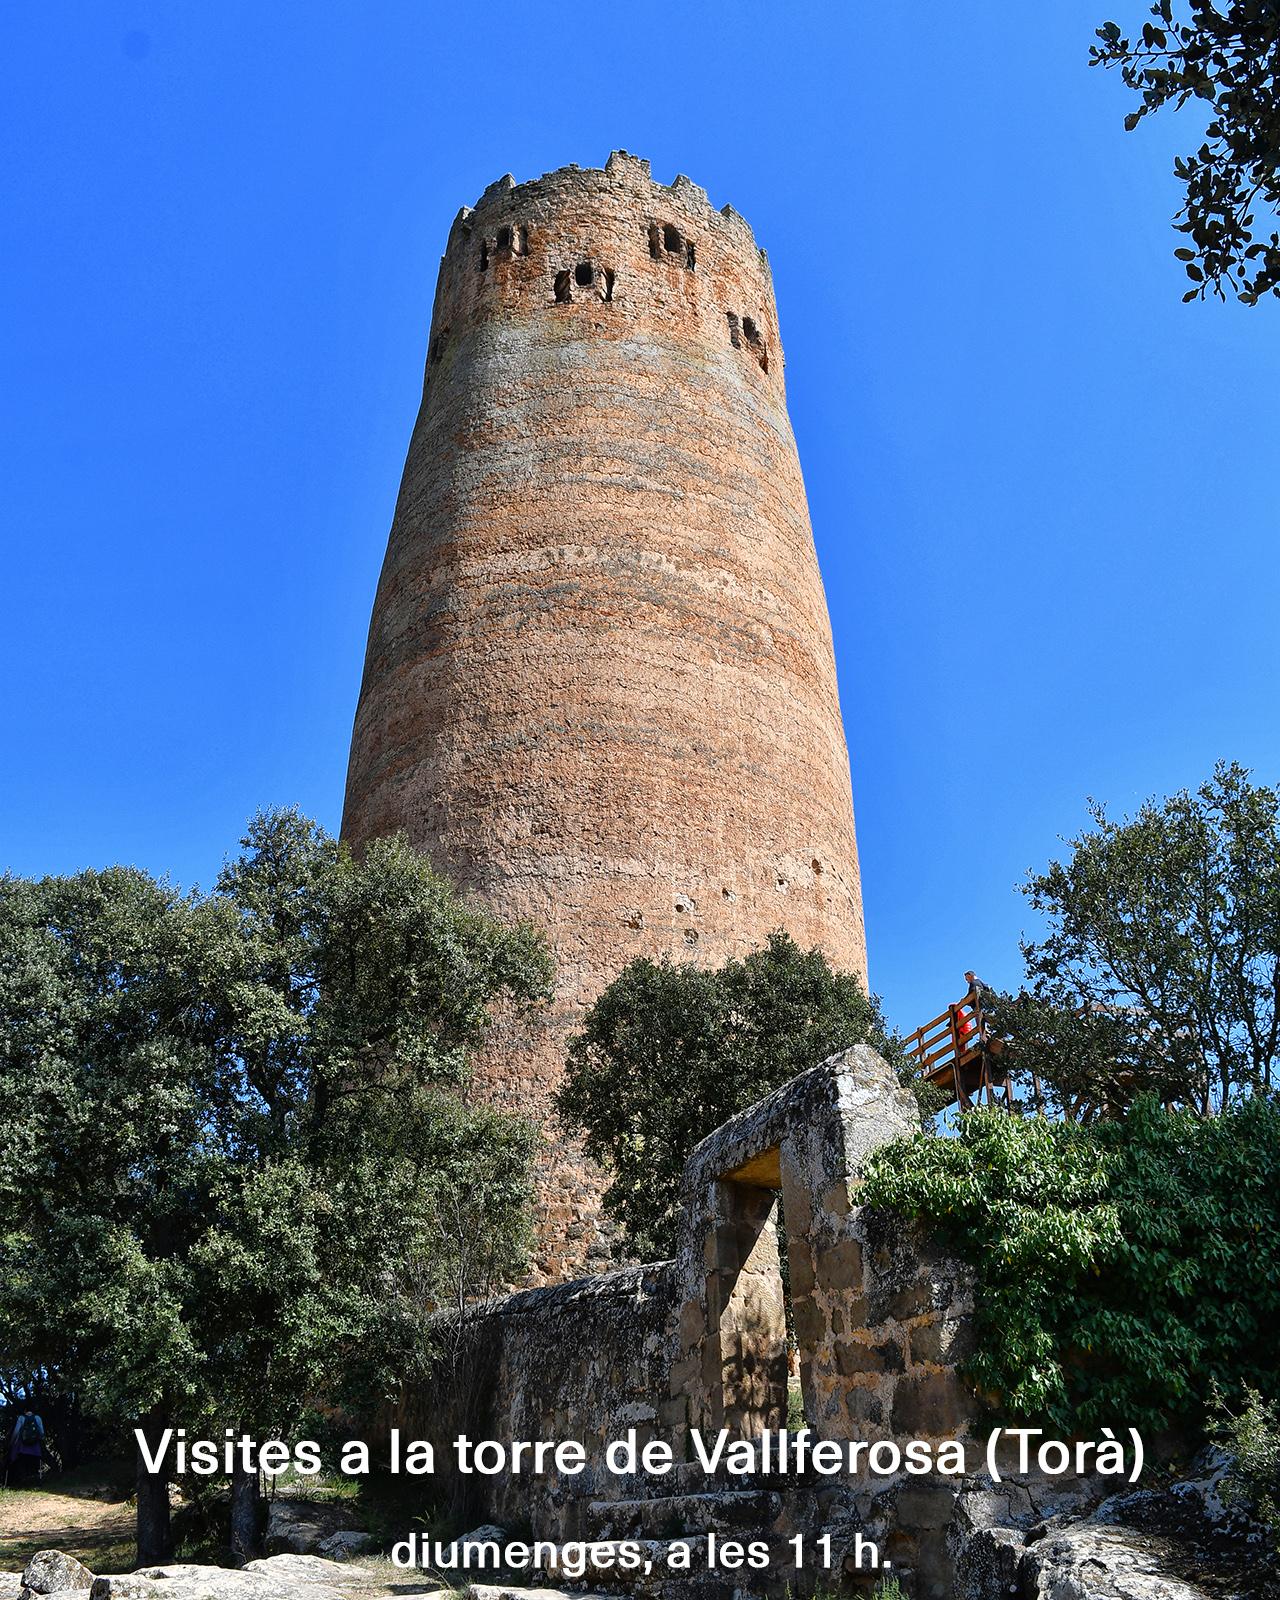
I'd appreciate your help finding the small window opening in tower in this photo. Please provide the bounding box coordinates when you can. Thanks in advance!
[496,225,513,253]
[574,261,594,288]
[603,268,615,302]
[663,222,682,254]
[648,222,662,259]
[685,240,696,271]
[479,240,490,271]
[554,269,572,303]
[516,224,529,255]
[726,311,741,348]
[743,317,769,371]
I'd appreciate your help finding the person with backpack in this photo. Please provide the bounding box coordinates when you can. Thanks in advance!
[7,1407,45,1486]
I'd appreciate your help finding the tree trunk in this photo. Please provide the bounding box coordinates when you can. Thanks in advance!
[134,1413,173,1566]
[229,1455,262,1566]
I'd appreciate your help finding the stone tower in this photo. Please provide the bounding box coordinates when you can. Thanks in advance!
[343,153,866,1280]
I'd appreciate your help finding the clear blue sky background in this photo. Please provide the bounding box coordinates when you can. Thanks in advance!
[3,3,1276,1034]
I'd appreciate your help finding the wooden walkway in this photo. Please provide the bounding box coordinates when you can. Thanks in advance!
[901,989,1013,1111]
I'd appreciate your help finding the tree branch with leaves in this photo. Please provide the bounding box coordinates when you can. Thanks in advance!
[995,762,1280,1118]
[1092,1,1280,303]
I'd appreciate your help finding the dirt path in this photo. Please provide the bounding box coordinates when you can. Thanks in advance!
[0,1470,135,1575]
[0,1473,452,1595]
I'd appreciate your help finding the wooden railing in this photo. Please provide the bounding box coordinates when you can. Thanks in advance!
[902,992,1011,1111]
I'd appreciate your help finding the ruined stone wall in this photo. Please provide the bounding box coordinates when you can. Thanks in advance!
[392,1262,681,1537]
[670,1047,976,1596]
[396,1051,977,1596]
[341,152,866,1280]
[674,1047,974,1472]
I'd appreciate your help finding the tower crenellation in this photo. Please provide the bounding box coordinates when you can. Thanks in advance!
[424,153,780,396]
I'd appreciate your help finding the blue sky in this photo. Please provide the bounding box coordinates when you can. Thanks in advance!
[2,2,1276,1034]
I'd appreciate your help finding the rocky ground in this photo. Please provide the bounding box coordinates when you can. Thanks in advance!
[0,1469,444,1590]
[0,1484,606,1600]
[952,1449,1278,1600]
[2,1450,1273,1599]
[0,1547,612,1600]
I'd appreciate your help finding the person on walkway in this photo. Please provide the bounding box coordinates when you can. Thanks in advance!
[7,1406,45,1486]
[962,970,993,1044]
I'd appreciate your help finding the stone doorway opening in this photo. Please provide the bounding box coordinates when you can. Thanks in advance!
[675,1048,924,1450]
[706,1144,810,1439]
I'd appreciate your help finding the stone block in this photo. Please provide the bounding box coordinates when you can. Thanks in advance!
[885,1281,933,1321]
[658,1396,688,1429]
[791,1292,826,1349]
[841,1385,886,1428]
[816,1236,863,1290]
[21,1554,93,1595]
[820,1182,852,1218]
[909,1315,974,1367]
[890,1369,970,1439]
[894,1481,960,1531]
[678,1298,705,1348]
[833,1336,904,1377]
[786,1248,816,1299]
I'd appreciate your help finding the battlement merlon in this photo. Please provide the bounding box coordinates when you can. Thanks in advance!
[443,150,773,290]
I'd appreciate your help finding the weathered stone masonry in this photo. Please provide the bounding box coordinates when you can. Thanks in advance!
[397,1049,977,1598]
[342,153,866,1280]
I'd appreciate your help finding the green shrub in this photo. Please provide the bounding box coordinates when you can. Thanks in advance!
[1216,1385,1280,1537]
[863,1096,1280,1435]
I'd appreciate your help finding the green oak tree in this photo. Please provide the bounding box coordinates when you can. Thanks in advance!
[992,762,1279,1119]
[557,931,910,1262]
[0,812,550,1564]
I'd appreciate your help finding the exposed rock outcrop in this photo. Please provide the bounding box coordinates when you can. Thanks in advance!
[1019,1521,1213,1599]
[86,1556,365,1600]
[19,1552,94,1598]
[5,1556,611,1600]
[311,1538,370,1564]
[952,1453,1275,1600]
[263,1505,331,1558]
[263,1504,372,1561]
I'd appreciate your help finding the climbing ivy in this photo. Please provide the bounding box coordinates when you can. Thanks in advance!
[863,1097,1280,1437]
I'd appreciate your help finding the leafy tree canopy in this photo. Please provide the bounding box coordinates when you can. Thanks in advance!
[0,811,551,1555]
[558,931,906,1262]
[1092,1,1280,302]
[992,762,1279,1119]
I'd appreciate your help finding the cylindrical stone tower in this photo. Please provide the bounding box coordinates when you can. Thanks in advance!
[343,152,866,1280]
